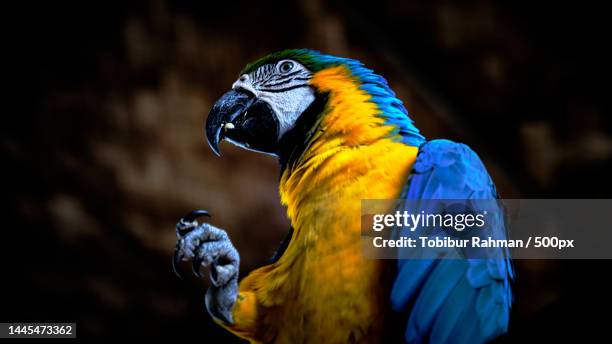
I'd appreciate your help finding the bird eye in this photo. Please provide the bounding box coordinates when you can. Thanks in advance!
[278,61,294,74]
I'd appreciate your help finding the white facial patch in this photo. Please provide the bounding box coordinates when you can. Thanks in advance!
[231,60,315,139]
[257,87,315,138]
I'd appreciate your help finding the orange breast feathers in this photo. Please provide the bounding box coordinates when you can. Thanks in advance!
[218,65,418,343]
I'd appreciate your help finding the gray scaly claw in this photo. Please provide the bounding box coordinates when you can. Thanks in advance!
[171,210,240,323]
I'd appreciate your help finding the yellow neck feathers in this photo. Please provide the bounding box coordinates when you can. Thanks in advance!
[272,65,418,342]
[223,65,420,343]
[279,65,418,229]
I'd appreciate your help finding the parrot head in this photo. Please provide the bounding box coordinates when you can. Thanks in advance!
[205,49,424,159]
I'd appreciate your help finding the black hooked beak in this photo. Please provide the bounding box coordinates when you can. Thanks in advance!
[205,89,279,156]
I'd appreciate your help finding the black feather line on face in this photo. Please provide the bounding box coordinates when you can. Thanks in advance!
[263,76,301,88]
[278,92,329,173]
[258,84,310,93]
[269,69,302,81]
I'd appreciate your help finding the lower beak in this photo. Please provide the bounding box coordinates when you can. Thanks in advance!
[205,89,255,156]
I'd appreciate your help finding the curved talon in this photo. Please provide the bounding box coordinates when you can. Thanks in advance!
[192,251,205,278]
[177,210,212,236]
[172,245,183,279]
[183,209,211,223]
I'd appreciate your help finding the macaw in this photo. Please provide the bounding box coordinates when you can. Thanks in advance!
[172,49,513,343]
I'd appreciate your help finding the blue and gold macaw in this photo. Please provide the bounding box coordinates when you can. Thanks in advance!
[173,49,513,343]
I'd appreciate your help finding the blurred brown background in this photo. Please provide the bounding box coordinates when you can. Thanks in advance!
[3,0,611,341]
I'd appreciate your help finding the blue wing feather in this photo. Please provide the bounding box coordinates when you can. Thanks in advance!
[391,139,513,344]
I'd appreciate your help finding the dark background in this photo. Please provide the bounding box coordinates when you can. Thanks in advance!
[3,0,611,341]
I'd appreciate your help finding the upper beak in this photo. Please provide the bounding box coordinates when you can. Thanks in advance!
[205,89,255,156]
